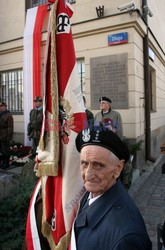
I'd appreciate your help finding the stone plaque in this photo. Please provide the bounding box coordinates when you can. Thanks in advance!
[90,53,128,109]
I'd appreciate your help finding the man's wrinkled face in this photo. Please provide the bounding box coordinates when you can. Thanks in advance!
[100,101,110,112]
[80,145,124,197]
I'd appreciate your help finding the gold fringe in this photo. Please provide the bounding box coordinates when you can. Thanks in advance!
[36,162,59,177]
[42,220,71,250]
[38,135,45,151]
[50,0,59,174]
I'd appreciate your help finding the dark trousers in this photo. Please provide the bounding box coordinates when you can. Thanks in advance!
[32,138,39,155]
[0,141,11,168]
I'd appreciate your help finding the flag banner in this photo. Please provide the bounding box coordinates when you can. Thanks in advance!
[23,4,48,146]
[25,180,42,250]
[29,0,87,249]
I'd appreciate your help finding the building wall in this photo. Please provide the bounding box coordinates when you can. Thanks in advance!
[71,0,165,161]
[0,0,25,43]
[0,0,165,160]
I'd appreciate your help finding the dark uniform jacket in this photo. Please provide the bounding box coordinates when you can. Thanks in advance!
[85,109,94,127]
[27,107,43,140]
[74,180,152,250]
[0,110,13,141]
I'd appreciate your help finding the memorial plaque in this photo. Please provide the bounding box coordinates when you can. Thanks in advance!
[90,53,128,109]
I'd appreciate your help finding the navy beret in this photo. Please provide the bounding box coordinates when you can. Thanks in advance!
[99,96,112,103]
[75,128,130,163]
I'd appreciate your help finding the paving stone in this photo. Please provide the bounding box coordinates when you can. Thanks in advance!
[129,155,165,250]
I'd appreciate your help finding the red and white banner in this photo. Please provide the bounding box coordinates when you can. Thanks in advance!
[23,4,48,146]
[25,180,42,250]
[25,0,87,249]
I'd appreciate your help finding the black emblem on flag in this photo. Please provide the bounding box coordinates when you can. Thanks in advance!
[57,14,70,33]
[51,209,56,231]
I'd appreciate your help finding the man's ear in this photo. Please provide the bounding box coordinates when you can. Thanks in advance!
[114,160,125,179]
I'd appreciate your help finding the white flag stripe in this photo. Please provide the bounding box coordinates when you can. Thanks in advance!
[23,7,38,146]
[62,64,86,231]
[30,180,42,250]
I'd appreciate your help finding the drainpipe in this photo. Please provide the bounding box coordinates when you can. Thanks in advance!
[142,0,155,162]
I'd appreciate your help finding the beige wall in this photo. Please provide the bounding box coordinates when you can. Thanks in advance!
[0,0,25,43]
[0,0,165,147]
[148,0,165,51]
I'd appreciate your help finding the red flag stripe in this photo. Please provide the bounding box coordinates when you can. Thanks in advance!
[56,6,75,97]
[33,4,48,103]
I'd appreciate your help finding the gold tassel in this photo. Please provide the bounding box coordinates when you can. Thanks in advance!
[36,162,59,177]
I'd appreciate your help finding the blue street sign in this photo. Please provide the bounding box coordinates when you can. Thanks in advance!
[108,32,128,46]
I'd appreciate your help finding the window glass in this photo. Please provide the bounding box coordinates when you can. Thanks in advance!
[0,69,23,113]
[67,0,76,3]
[32,0,47,7]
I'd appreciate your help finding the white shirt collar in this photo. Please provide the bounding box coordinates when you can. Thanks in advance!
[88,192,102,205]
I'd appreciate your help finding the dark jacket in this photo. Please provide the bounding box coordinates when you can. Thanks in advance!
[0,110,13,141]
[27,107,43,139]
[74,181,152,250]
[85,109,94,127]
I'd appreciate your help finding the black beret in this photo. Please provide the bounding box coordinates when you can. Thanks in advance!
[75,127,130,163]
[99,96,112,103]
[34,96,43,102]
[0,102,7,107]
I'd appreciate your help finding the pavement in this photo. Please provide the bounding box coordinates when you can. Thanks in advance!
[129,155,165,250]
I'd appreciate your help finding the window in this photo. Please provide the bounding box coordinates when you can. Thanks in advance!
[149,66,156,112]
[32,0,47,7]
[67,0,76,3]
[77,59,85,93]
[26,0,75,9]
[26,0,47,9]
[0,69,23,113]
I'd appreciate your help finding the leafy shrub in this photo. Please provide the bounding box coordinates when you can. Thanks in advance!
[123,138,143,156]
[0,176,37,250]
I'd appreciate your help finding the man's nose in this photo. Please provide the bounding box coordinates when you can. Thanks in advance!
[85,164,94,178]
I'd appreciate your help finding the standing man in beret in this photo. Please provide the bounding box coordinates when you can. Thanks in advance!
[71,128,152,250]
[0,102,13,169]
[95,96,123,139]
[27,96,43,158]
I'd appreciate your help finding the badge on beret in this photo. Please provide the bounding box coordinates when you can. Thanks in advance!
[82,128,90,142]
[93,130,100,142]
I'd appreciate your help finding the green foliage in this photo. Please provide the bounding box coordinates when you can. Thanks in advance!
[0,177,37,250]
[124,139,143,156]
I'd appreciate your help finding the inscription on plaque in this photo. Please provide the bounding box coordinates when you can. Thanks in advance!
[90,53,128,109]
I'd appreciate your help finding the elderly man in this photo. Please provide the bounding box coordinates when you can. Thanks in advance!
[95,96,123,139]
[72,128,152,250]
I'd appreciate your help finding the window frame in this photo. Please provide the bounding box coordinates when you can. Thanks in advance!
[0,69,23,114]
[67,0,76,3]
[26,0,47,9]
